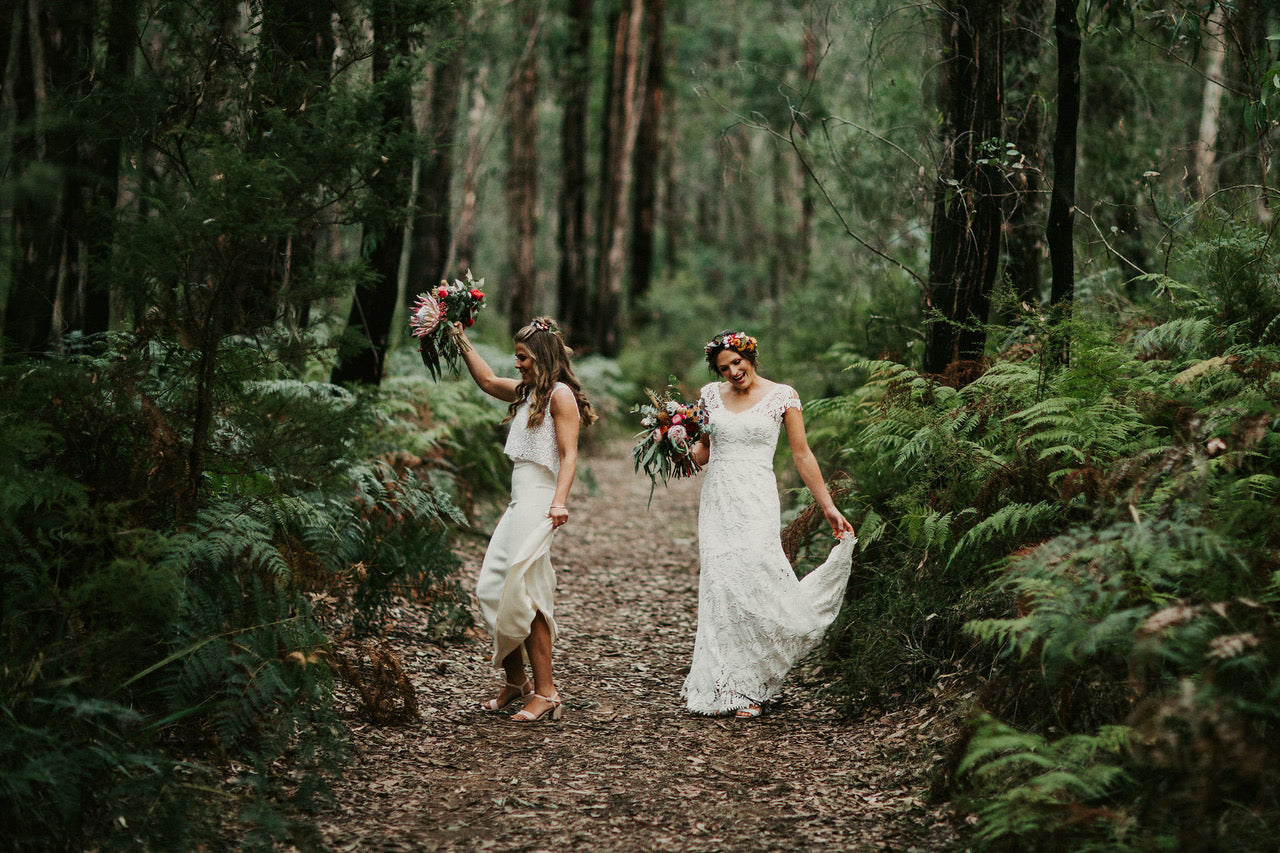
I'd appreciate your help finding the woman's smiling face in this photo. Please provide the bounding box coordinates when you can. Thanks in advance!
[514,343,535,382]
[715,350,755,391]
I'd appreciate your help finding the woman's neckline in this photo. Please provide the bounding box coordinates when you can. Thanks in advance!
[715,379,780,414]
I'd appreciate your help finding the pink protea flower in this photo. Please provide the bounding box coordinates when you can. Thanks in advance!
[409,293,443,338]
[666,424,688,445]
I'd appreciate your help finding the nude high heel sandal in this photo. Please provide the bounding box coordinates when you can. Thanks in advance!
[479,679,533,712]
[510,691,563,723]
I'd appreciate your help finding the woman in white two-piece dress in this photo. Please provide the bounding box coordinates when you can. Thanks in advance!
[684,331,856,719]
[451,317,596,723]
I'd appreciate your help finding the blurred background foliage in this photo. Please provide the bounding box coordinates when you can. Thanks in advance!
[4,0,1280,848]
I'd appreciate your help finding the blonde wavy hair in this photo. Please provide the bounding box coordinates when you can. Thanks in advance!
[505,317,598,429]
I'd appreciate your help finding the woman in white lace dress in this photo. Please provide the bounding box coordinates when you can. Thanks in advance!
[683,331,856,718]
[451,318,596,722]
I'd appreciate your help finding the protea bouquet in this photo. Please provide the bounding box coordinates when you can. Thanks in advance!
[410,270,486,379]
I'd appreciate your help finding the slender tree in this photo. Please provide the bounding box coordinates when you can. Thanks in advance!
[595,0,646,355]
[1047,0,1079,310]
[1001,0,1048,311]
[505,1,540,334]
[557,0,593,345]
[923,0,1005,378]
[408,11,467,295]
[629,0,665,310]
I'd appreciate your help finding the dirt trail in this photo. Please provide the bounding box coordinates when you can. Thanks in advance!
[317,442,963,852]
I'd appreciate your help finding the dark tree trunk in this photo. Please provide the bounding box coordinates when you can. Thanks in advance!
[557,0,593,346]
[409,12,466,295]
[628,0,664,312]
[1001,0,1047,312]
[594,0,645,356]
[923,0,1005,379]
[505,2,540,334]
[330,0,414,387]
[1047,0,1079,311]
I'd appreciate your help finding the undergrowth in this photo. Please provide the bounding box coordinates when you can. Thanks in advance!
[0,334,505,849]
[810,218,1280,848]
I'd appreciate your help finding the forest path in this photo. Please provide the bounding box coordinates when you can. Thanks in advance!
[315,440,962,852]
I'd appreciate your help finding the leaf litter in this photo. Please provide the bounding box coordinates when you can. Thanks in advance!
[310,442,964,851]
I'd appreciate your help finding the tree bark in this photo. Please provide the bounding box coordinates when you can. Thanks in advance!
[923,0,1004,379]
[1047,0,1079,309]
[1001,0,1047,311]
[628,0,664,311]
[594,0,646,356]
[557,0,593,345]
[409,12,466,297]
[1190,6,1226,201]
[505,2,540,334]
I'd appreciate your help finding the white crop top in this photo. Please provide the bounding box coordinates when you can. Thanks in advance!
[503,382,574,475]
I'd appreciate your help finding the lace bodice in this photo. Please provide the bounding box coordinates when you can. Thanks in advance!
[701,381,801,470]
[504,382,573,475]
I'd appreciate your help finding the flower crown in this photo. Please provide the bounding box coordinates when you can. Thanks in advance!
[704,331,757,355]
[529,318,560,335]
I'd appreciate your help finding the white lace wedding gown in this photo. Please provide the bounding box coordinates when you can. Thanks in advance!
[681,381,856,715]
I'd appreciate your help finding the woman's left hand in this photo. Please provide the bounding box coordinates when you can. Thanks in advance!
[824,506,854,538]
[549,504,569,530]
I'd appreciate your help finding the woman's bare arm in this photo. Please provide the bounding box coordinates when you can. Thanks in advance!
[450,324,520,402]
[783,405,854,536]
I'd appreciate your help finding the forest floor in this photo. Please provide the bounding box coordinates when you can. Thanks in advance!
[313,440,969,852]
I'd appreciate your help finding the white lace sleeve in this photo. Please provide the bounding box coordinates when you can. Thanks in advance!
[762,385,801,422]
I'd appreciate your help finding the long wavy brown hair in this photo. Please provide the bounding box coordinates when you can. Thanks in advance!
[504,317,598,429]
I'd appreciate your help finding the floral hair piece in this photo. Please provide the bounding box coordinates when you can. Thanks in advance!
[530,318,560,334]
[704,331,757,356]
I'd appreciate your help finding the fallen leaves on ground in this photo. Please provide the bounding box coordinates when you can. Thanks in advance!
[312,442,964,852]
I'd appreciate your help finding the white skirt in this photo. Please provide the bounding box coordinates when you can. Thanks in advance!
[475,461,558,666]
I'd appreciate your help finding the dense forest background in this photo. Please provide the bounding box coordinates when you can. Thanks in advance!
[3,0,1280,849]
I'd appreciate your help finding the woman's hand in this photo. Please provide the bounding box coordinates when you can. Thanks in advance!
[549,504,569,530]
[824,505,855,538]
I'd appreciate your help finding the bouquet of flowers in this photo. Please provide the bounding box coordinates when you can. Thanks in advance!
[409,270,486,380]
[631,386,710,489]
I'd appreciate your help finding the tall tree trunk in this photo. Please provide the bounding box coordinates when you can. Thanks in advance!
[1047,0,1079,308]
[1045,0,1080,367]
[594,0,646,356]
[923,0,1004,379]
[452,67,488,274]
[409,12,466,296]
[1001,0,1047,312]
[1221,0,1272,223]
[505,3,540,334]
[1191,6,1226,201]
[557,0,593,345]
[330,0,414,387]
[628,0,664,312]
